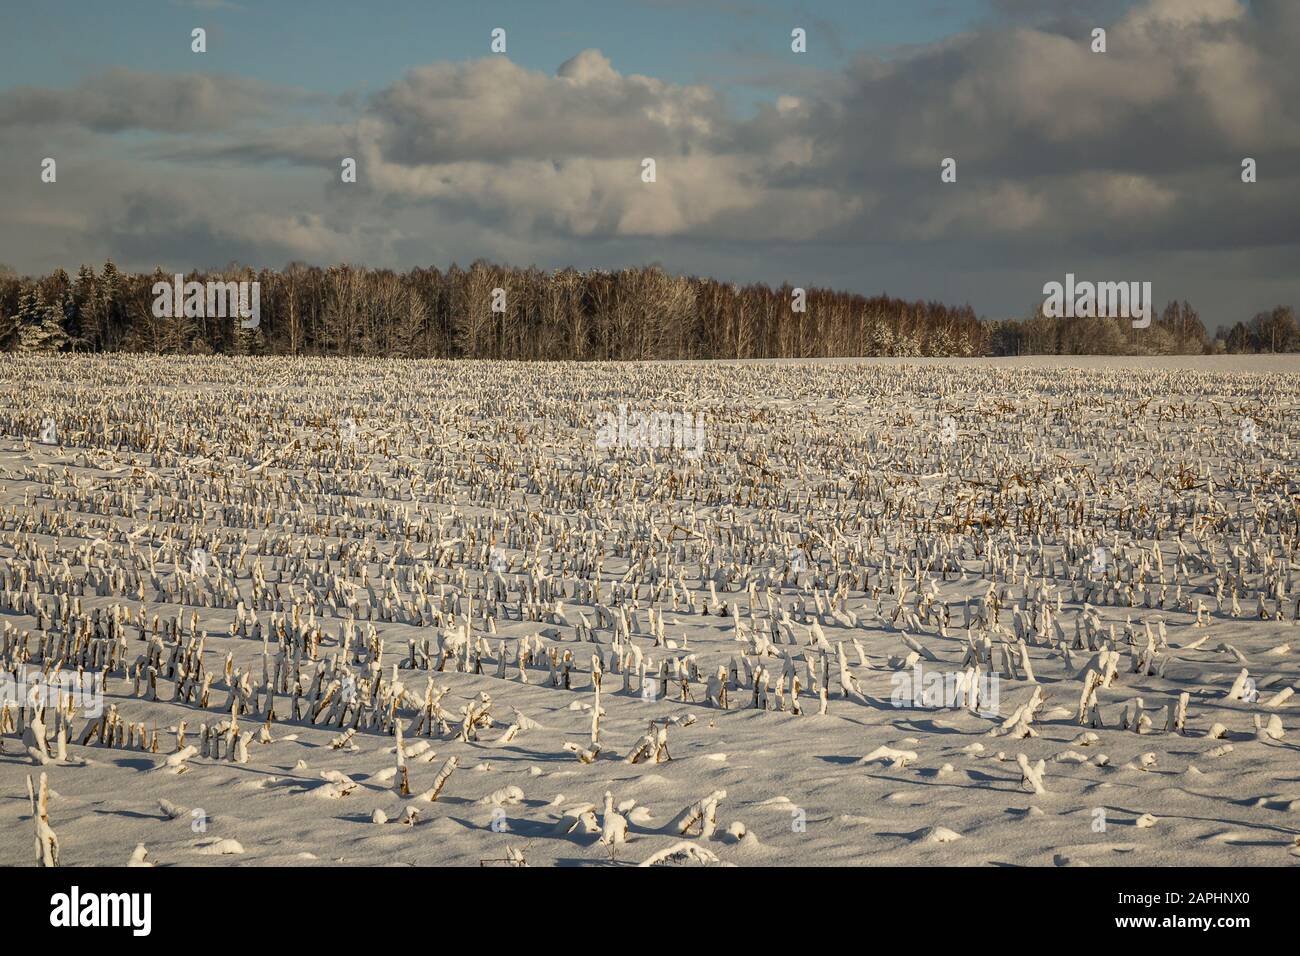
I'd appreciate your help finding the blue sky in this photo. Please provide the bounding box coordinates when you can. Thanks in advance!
[3,1,987,104]
[1,0,1296,328]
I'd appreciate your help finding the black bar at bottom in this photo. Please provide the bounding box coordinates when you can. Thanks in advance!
[9,865,1278,942]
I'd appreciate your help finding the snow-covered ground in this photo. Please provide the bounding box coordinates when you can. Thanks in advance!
[1,354,1298,867]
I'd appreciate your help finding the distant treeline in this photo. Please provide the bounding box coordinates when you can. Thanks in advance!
[0,261,1294,358]
[989,302,1299,356]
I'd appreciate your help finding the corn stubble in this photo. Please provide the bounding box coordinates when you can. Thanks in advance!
[0,354,1297,867]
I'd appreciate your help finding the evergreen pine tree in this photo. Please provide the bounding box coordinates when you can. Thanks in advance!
[14,288,69,353]
[98,259,121,347]
[71,264,98,350]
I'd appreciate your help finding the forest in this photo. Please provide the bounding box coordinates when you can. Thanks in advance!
[0,261,1294,359]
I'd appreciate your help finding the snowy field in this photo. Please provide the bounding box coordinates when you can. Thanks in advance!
[1,354,1298,867]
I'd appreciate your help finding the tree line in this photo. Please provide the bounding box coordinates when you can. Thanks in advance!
[987,301,1299,356]
[0,261,1294,358]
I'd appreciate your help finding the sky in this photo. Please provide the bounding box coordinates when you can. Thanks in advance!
[1,0,1297,328]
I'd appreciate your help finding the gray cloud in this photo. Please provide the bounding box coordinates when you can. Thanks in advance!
[0,0,1296,327]
[0,68,297,133]
[370,50,730,164]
